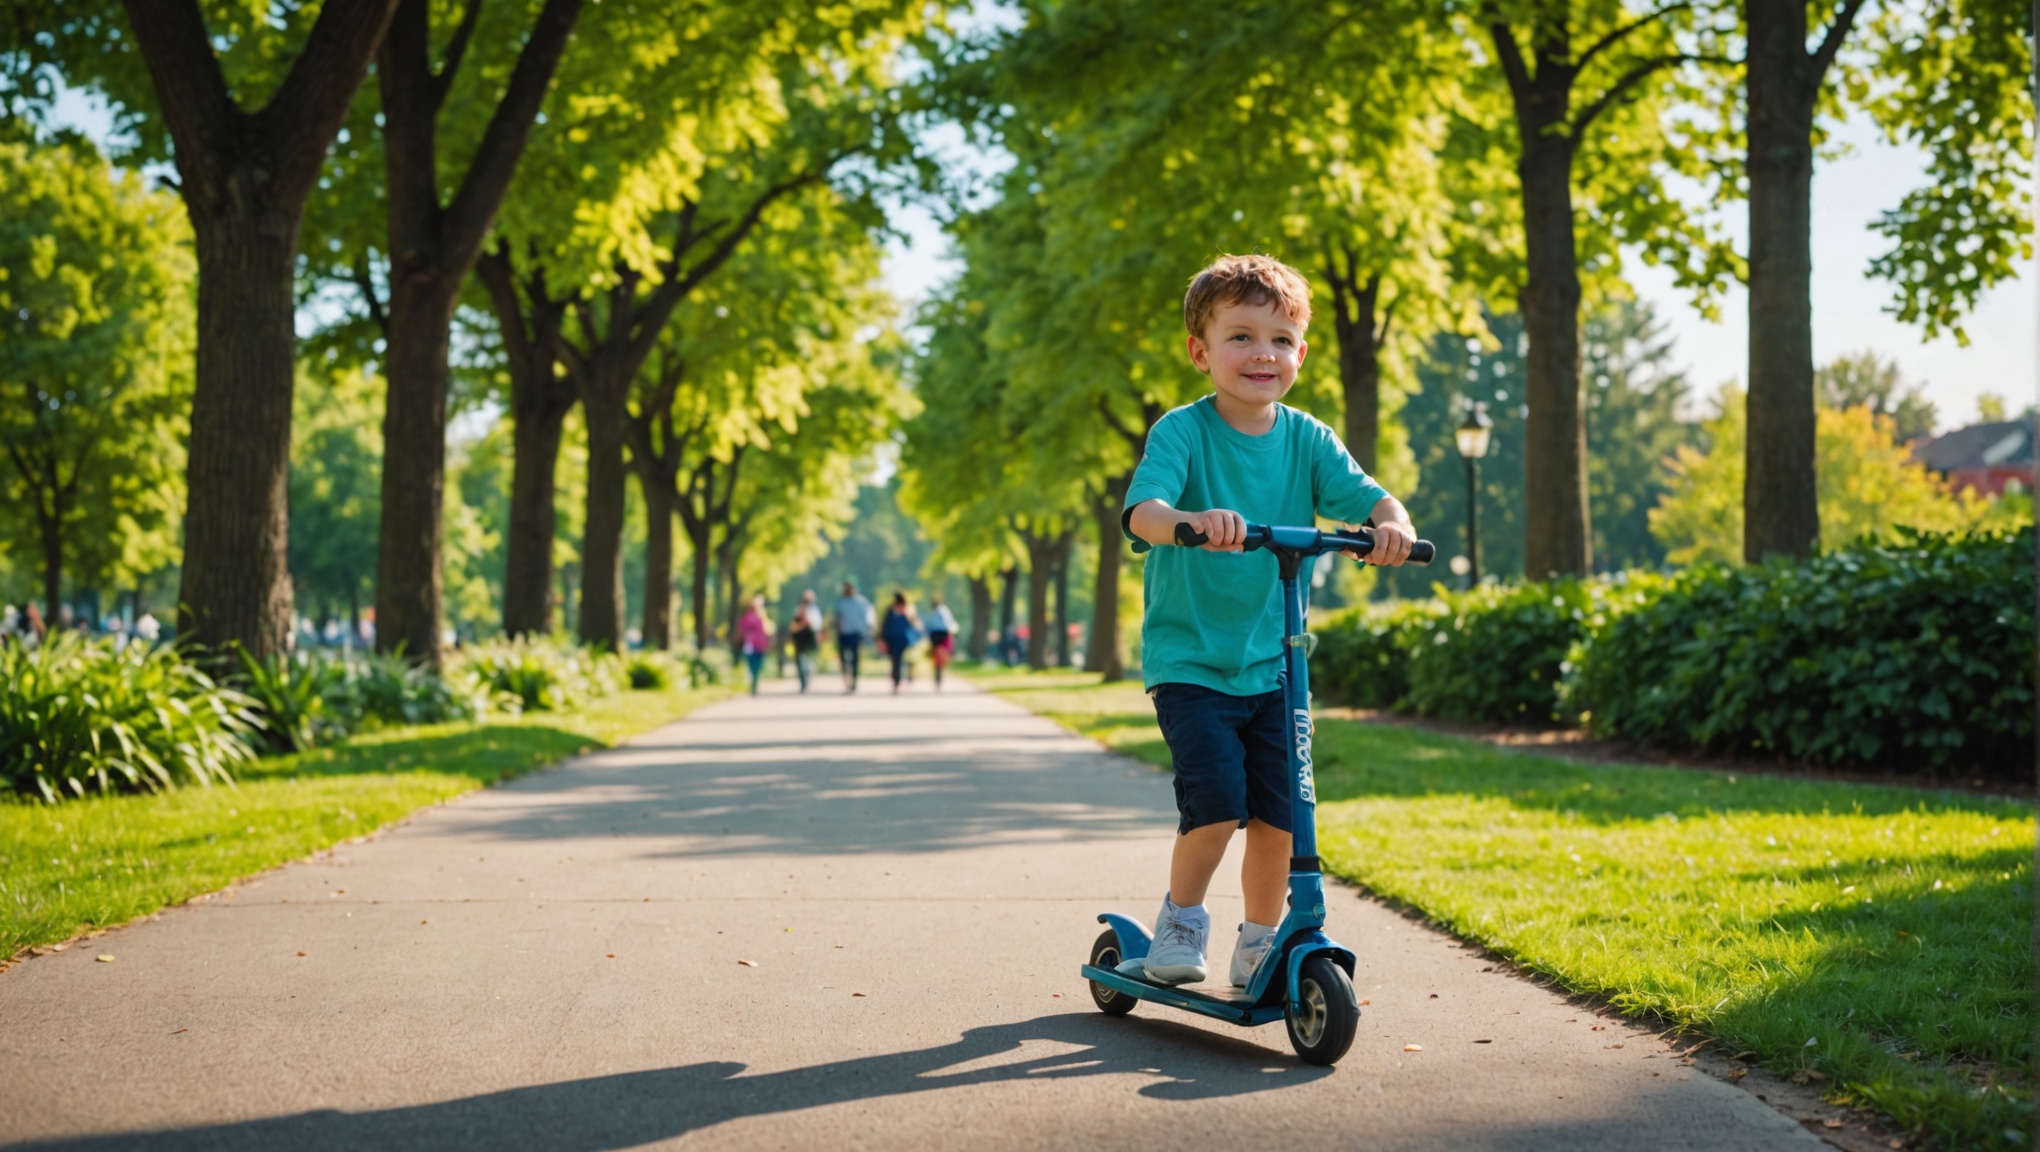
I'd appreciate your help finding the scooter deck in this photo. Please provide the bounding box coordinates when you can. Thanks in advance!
[1080,964,1287,1027]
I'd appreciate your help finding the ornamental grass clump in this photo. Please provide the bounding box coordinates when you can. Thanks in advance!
[0,635,261,803]
[235,648,353,754]
[1569,527,2034,776]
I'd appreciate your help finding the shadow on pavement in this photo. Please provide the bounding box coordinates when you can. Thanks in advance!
[441,726,1169,859]
[4,1014,1327,1152]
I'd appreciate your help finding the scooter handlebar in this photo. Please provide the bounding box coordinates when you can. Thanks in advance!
[1173,520,1436,565]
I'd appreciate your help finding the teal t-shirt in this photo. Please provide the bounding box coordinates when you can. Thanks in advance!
[1122,397,1390,696]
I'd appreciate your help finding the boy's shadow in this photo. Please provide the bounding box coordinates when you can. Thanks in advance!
[11,1013,1330,1152]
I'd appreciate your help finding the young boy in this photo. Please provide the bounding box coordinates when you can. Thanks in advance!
[1119,254,1417,986]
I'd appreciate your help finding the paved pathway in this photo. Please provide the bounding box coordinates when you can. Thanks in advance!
[0,680,1825,1150]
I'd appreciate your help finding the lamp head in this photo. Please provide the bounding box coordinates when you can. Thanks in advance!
[1455,402,1493,460]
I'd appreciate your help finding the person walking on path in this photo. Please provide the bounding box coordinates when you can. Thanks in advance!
[788,590,823,693]
[879,592,923,695]
[833,581,875,694]
[736,595,774,696]
[926,593,959,690]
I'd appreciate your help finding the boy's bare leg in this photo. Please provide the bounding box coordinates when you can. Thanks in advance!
[1167,821,1237,907]
[1240,818,1291,926]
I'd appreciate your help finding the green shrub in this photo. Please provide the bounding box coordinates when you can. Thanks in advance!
[626,654,672,690]
[335,649,488,728]
[235,648,351,754]
[1311,598,1444,709]
[1400,580,1597,724]
[1569,528,2035,776]
[455,638,622,713]
[0,635,261,802]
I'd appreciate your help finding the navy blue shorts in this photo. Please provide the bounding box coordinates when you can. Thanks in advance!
[1150,681,1291,835]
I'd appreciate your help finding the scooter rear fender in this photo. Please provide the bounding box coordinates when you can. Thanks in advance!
[1097,913,1153,962]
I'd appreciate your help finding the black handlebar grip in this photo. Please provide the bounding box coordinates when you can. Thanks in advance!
[1410,540,1436,564]
[1174,522,1209,547]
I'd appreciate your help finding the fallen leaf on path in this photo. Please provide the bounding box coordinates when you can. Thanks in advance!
[1606,1043,1624,1049]
[852,992,866,997]
[296,951,306,957]
[1789,1070,1828,1085]
[1358,998,1369,1006]
[1724,1067,1748,1083]
[737,959,757,967]
[605,954,615,959]
[169,1028,187,1035]
[1428,994,1439,999]
[1403,1044,1423,1052]
[1822,1119,1843,1130]
[95,955,114,963]
[1473,1039,1492,1044]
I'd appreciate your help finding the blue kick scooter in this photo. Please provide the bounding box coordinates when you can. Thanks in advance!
[1080,521,1434,1066]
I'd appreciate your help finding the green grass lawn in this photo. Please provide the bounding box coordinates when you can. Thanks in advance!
[0,682,726,962]
[969,665,2033,1151]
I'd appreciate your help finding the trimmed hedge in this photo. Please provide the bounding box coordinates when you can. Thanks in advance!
[1570,528,2034,776]
[1309,528,2035,778]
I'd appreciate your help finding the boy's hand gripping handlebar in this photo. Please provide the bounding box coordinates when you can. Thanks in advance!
[1174,520,1437,565]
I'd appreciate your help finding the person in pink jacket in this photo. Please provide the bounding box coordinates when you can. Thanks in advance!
[736,595,774,695]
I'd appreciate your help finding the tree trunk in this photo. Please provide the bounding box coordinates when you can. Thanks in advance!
[503,396,569,637]
[120,0,398,659]
[372,0,582,666]
[688,521,714,650]
[1053,533,1071,668]
[967,575,991,661]
[1744,0,1822,562]
[38,502,61,626]
[640,480,676,650]
[719,535,744,650]
[577,387,631,651]
[478,250,576,639]
[178,217,304,655]
[1517,136,1591,578]
[1084,479,1130,681]
[998,565,1019,642]
[1326,267,1384,473]
[374,275,457,664]
[1024,536,1053,669]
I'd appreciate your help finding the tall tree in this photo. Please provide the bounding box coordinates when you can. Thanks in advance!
[368,0,582,666]
[0,136,192,619]
[1742,0,2031,560]
[288,367,383,640]
[40,0,400,655]
[469,3,925,651]
[1476,0,1731,578]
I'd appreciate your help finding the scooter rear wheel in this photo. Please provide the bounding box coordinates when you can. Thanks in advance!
[1088,930,1137,1016]
[1286,955,1359,1065]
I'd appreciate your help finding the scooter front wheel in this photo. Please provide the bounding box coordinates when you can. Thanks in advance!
[1088,930,1137,1016]
[1286,955,1358,1065]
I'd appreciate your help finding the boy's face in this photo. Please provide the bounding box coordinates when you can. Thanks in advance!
[1187,298,1308,410]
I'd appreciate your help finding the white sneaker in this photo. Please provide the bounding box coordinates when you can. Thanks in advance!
[1141,898,1209,985]
[1230,922,1277,988]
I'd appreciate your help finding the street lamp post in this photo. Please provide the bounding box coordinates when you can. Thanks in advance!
[1455,402,1493,589]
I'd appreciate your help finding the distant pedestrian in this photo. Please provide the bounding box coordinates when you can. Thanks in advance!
[736,595,773,695]
[926,593,958,690]
[788,590,823,693]
[833,580,875,693]
[880,592,923,695]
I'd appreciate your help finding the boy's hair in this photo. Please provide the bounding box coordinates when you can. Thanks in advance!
[1183,254,1312,339]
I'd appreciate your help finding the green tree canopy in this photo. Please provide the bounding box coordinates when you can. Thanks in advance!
[0,135,192,618]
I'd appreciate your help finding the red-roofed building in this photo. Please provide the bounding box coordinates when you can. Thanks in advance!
[1912,419,2034,497]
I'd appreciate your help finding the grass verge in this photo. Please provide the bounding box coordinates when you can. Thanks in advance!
[1,682,727,961]
[969,666,2033,1151]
